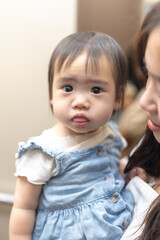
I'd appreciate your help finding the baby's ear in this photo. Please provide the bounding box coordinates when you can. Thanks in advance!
[50,99,54,113]
[50,99,53,106]
[114,101,121,110]
[114,97,122,110]
[114,86,124,110]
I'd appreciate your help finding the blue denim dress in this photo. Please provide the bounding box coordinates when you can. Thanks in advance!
[16,122,134,240]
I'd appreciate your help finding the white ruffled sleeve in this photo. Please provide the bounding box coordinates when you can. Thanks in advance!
[15,149,57,184]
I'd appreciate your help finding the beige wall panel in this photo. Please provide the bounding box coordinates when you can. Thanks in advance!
[77,0,143,51]
[0,0,77,194]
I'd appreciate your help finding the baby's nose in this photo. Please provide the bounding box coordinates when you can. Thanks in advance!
[72,95,90,109]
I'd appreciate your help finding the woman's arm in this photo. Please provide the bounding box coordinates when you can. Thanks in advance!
[9,176,42,240]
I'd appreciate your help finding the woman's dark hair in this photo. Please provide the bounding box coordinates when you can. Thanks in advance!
[124,127,160,176]
[136,196,160,240]
[124,2,160,176]
[126,46,145,91]
[124,2,160,240]
[134,2,160,84]
[48,31,127,108]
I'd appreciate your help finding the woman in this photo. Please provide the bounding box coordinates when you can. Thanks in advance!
[121,2,160,239]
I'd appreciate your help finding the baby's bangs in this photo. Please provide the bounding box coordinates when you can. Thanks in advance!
[54,32,95,72]
[83,51,104,74]
[57,40,106,74]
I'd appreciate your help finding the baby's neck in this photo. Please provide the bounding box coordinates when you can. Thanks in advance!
[51,122,100,138]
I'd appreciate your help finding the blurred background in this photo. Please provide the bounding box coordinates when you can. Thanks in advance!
[0,0,159,239]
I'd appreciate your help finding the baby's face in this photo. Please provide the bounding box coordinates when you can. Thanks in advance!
[50,53,119,136]
[140,27,160,143]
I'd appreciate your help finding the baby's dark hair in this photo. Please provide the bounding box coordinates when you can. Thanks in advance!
[48,31,127,106]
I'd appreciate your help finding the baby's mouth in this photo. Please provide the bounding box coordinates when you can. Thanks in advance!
[72,115,89,127]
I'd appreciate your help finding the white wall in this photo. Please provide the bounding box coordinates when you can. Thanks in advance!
[0,0,77,193]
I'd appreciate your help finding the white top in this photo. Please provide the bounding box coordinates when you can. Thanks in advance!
[120,176,159,240]
[15,124,126,185]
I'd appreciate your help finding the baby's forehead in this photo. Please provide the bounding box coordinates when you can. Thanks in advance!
[55,52,112,74]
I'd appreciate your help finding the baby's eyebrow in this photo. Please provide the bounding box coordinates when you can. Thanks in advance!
[88,78,109,86]
[56,76,109,86]
[55,77,77,86]
[57,77,74,83]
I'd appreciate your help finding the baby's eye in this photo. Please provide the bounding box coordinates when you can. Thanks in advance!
[91,87,102,94]
[63,85,73,92]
